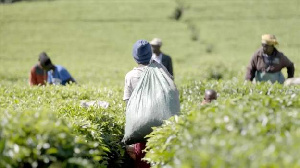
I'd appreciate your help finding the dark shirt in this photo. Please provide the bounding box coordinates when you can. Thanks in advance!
[162,54,174,76]
[245,47,294,81]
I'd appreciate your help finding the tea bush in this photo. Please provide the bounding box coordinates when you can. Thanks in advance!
[0,84,126,167]
[1,0,300,167]
[1,80,300,167]
[145,80,300,168]
[0,109,109,168]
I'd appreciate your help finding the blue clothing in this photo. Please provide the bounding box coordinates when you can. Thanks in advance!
[255,71,285,84]
[47,65,74,85]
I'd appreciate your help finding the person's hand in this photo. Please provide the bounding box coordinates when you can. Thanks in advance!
[126,145,136,160]
[201,100,209,105]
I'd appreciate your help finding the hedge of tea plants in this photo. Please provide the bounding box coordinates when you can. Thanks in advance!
[145,80,300,168]
[0,84,126,168]
[1,80,300,168]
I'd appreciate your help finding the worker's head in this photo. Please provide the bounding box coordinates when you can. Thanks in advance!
[150,38,162,54]
[39,52,54,70]
[132,40,152,65]
[261,34,278,55]
[204,89,217,102]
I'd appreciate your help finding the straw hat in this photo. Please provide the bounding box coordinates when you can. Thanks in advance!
[261,34,278,45]
[150,38,162,46]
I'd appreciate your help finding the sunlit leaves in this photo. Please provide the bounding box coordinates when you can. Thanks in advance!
[0,84,126,167]
[145,80,300,167]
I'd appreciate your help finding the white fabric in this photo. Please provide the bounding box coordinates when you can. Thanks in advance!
[284,78,300,86]
[80,100,109,109]
[151,53,162,64]
[123,66,146,100]
[123,61,180,145]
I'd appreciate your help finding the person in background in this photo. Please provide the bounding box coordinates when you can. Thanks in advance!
[201,89,217,105]
[123,40,152,168]
[29,52,49,86]
[39,52,76,85]
[245,34,295,84]
[150,38,174,76]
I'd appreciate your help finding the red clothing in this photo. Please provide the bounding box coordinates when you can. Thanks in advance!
[29,64,48,86]
[134,142,150,168]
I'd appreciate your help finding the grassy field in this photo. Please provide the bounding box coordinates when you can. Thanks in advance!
[1,0,299,86]
[1,0,300,167]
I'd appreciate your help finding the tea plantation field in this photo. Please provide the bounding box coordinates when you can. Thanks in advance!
[1,0,300,167]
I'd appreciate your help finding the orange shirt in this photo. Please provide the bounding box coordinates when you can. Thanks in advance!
[29,64,48,86]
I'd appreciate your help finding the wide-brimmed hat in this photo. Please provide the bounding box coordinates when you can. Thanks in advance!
[261,34,278,45]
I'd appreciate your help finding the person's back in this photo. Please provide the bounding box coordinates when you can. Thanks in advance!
[123,40,152,168]
[47,65,76,85]
[30,52,76,86]
[123,65,147,101]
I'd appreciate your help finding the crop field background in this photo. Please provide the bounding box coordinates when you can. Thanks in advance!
[0,0,300,167]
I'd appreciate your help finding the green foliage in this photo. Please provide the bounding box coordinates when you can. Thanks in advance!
[145,80,300,167]
[58,104,126,167]
[0,110,106,168]
[0,0,300,167]
[0,84,126,167]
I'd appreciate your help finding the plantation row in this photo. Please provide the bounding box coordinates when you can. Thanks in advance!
[0,84,125,167]
[146,80,300,167]
[0,80,299,167]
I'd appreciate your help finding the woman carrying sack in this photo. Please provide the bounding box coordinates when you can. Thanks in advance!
[123,40,180,168]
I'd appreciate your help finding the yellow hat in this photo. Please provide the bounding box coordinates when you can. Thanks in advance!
[261,34,278,45]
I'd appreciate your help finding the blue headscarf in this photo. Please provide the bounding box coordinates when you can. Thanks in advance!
[132,40,152,64]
